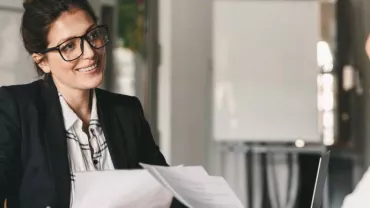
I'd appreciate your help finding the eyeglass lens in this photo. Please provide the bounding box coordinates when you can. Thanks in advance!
[59,27,109,61]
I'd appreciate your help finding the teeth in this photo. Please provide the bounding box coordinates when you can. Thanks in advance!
[78,63,97,72]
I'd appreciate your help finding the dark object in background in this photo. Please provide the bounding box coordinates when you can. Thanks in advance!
[101,5,115,91]
[297,154,320,208]
[328,156,354,208]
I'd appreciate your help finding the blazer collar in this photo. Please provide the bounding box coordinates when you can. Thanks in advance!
[40,75,71,208]
[96,88,129,169]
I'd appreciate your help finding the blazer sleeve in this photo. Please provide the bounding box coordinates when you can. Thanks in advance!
[133,97,168,166]
[0,87,21,206]
[133,97,188,208]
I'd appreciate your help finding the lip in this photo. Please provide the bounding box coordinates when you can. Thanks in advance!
[76,59,99,71]
[77,63,97,71]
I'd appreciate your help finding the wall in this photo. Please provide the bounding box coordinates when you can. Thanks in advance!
[158,0,217,170]
[0,0,37,86]
[158,0,172,162]
[0,0,23,9]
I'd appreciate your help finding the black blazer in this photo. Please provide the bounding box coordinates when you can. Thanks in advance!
[0,77,184,208]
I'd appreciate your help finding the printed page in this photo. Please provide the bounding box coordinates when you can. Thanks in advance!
[140,163,244,208]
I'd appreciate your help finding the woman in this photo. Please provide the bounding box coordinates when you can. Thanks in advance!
[0,0,183,207]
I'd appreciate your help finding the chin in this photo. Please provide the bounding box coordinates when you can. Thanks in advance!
[89,80,103,89]
[87,77,103,89]
[74,62,105,89]
[81,73,104,89]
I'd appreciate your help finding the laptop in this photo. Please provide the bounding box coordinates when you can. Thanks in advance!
[310,151,331,208]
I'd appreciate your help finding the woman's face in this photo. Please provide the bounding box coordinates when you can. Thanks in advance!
[34,7,106,91]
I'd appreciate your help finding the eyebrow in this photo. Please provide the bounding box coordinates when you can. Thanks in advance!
[56,24,97,45]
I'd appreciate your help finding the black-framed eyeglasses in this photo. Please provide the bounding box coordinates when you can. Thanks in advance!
[40,25,110,62]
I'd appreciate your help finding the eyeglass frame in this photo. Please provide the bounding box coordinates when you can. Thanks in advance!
[39,25,110,62]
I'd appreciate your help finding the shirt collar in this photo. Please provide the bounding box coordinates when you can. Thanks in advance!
[58,89,99,131]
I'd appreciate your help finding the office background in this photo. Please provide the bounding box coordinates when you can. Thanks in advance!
[1,0,370,207]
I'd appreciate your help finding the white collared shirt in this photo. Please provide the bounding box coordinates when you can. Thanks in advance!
[58,89,114,206]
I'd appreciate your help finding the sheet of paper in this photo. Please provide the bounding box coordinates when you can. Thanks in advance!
[140,163,244,208]
[72,169,172,208]
[139,164,210,208]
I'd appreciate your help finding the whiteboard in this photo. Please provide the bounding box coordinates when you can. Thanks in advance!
[212,0,321,143]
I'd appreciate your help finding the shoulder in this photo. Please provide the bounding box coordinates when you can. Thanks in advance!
[0,80,42,128]
[0,79,43,104]
[95,88,143,111]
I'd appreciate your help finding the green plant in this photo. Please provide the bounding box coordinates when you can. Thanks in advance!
[117,0,145,54]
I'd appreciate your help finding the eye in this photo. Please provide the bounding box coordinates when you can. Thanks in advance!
[60,40,77,52]
[90,31,100,40]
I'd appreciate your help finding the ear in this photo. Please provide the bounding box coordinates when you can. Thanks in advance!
[32,53,51,73]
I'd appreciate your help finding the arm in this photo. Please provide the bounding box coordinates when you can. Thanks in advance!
[133,97,168,166]
[132,98,188,208]
[0,87,21,207]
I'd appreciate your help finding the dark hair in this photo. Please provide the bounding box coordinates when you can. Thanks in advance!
[21,0,98,75]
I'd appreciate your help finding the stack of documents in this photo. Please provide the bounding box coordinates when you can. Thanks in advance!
[72,164,244,208]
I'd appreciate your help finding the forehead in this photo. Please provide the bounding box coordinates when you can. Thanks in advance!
[47,8,95,46]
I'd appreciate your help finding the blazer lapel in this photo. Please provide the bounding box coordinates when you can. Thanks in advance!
[40,76,71,208]
[96,88,129,169]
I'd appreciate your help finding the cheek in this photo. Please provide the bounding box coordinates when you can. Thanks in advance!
[48,53,77,73]
[97,48,106,58]
[96,49,106,64]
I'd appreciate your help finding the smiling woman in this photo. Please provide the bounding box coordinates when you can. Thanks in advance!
[0,0,183,207]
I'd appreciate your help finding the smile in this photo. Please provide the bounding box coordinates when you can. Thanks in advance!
[77,63,98,72]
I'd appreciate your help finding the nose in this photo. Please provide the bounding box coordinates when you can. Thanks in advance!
[82,39,95,59]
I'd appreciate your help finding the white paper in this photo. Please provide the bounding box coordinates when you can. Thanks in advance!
[140,163,244,208]
[72,169,172,208]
